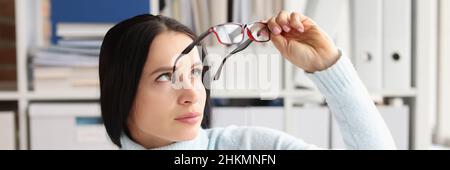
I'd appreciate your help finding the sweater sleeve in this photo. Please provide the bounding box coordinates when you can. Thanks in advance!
[305,53,396,149]
[208,52,396,150]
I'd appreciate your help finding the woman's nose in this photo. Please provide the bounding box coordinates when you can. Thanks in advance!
[176,75,199,105]
[177,87,199,105]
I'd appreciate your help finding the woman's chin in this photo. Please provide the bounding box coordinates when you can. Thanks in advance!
[173,126,199,141]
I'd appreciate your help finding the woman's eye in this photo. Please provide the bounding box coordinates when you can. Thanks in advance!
[192,68,203,78]
[156,73,172,82]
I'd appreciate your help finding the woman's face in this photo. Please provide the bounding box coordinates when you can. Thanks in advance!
[128,31,206,148]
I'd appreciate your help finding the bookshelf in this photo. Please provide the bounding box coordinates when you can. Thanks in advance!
[10,0,152,149]
[5,0,438,149]
[0,92,19,101]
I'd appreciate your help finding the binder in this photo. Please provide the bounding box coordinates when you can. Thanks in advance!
[208,0,228,24]
[210,46,281,98]
[211,107,284,131]
[352,0,384,92]
[0,111,15,150]
[294,0,346,90]
[254,46,282,98]
[291,105,330,149]
[211,107,250,128]
[211,107,250,127]
[211,105,331,148]
[382,0,412,90]
[191,0,211,43]
[283,0,309,13]
[378,105,410,150]
[29,103,117,150]
[331,105,409,150]
[294,69,317,90]
[437,0,450,144]
[232,0,250,23]
[306,0,346,38]
[209,0,228,46]
[179,0,194,29]
[334,0,352,66]
[250,107,284,131]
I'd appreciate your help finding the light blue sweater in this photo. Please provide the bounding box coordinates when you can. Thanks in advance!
[120,55,397,150]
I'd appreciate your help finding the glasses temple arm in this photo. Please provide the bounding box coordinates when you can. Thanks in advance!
[213,39,253,80]
[172,30,213,84]
[182,30,212,54]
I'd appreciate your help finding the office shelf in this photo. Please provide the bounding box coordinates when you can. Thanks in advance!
[7,0,438,150]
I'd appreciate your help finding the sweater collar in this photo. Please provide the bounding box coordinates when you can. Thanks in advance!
[120,128,209,150]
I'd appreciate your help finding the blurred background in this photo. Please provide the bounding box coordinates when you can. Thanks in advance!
[0,0,449,150]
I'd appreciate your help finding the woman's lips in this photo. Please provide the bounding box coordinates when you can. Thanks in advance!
[175,112,200,125]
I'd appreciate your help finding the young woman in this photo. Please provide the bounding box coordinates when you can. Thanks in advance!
[99,11,396,150]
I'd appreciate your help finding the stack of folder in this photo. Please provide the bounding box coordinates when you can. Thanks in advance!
[0,111,15,150]
[30,23,110,93]
[353,0,412,92]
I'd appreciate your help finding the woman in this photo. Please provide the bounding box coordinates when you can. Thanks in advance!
[99,11,396,150]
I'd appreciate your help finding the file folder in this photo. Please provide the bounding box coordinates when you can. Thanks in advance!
[437,0,450,144]
[306,0,346,37]
[283,0,309,14]
[211,107,250,127]
[352,0,384,92]
[332,105,409,149]
[291,106,330,149]
[250,107,284,131]
[29,103,117,149]
[211,107,284,131]
[294,0,348,90]
[382,0,412,90]
[0,111,15,150]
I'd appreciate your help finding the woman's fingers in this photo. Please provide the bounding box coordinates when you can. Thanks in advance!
[289,12,304,33]
[268,11,307,35]
[267,17,282,35]
[276,11,291,32]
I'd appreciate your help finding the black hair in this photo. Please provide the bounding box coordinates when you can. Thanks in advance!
[99,14,211,147]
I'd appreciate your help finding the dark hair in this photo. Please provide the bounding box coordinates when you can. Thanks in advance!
[99,14,211,147]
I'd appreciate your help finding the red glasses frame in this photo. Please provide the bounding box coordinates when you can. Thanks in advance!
[171,22,270,84]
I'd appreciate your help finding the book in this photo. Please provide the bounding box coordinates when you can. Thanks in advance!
[0,111,15,150]
[57,39,103,49]
[33,66,99,91]
[56,23,114,39]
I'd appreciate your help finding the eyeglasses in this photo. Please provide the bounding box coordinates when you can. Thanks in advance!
[171,22,271,84]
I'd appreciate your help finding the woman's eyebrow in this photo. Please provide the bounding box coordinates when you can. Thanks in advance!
[191,62,203,68]
[150,66,173,76]
[150,62,202,76]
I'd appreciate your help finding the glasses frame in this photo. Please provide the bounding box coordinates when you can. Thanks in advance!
[171,22,270,84]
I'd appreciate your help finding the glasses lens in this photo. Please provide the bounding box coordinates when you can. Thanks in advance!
[172,45,205,84]
[247,22,270,42]
[215,24,243,45]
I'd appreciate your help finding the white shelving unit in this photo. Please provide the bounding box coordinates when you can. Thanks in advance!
[7,0,437,149]
[0,92,19,101]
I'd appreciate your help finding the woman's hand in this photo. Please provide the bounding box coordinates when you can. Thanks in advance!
[267,11,340,73]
